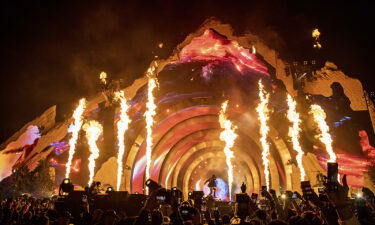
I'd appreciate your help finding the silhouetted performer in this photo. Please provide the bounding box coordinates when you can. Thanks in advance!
[241,182,246,193]
[205,175,217,198]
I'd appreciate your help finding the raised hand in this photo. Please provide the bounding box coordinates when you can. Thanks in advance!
[324,174,356,221]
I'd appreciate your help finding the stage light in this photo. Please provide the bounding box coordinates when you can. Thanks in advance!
[59,178,74,195]
[63,178,71,184]
[171,187,183,203]
[145,179,161,193]
[106,186,114,193]
[282,194,286,200]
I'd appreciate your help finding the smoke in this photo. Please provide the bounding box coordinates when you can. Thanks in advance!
[2,0,371,144]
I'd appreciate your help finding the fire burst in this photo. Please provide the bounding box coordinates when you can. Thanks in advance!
[256,80,271,190]
[312,28,322,49]
[83,120,103,186]
[219,100,237,201]
[144,61,159,192]
[114,91,131,191]
[65,98,86,178]
[309,104,336,162]
[100,72,107,85]
[286,94,306,181]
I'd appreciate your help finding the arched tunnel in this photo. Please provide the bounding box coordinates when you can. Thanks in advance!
[112,29,303,199]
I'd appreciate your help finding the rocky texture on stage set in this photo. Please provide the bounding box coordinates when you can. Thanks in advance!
[1,18,374,198]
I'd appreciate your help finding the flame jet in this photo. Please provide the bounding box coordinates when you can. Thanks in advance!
[219,100,237,201]
[114,91,131,191]
[83,120,103,186]
[65,98,86,178]
[144,61,159,193]
[256,80,271,190]
[309,104,337,162]
[286,94,306,181]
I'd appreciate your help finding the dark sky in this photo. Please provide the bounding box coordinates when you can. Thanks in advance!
[0,0,374,143]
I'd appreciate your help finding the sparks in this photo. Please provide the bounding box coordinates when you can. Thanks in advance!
[309,104,337,162]
[219,100,237,201]
[144,61,159,193]
[100,72,107,85]
[83,120,103,187]
[114,91,131,191]
[256,80,271,190]
[65,98,86,179]
[286,94,306,181]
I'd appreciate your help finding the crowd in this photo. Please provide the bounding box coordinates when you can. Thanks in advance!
[1,175,374,225]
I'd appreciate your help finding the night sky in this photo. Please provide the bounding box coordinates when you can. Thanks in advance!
[0,0,374,143]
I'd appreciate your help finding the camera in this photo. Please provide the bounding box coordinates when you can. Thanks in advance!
[155,188,171,205]
[235,193,250,220]
[327,162,339,193]
[179,202,195,222]
[190,191,204,209]
[171,187,182,203]
[156,196,166,203]
[301,181,314,200]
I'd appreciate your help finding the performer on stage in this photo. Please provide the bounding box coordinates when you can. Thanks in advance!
[204,175,217,198]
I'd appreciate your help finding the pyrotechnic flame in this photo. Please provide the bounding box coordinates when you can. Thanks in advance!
[65,98,86,178]
[219,100,238,201]
[286,94,306,181]
[100,72,107,85]
[312,28,322,49]
[144,61,159,193]
[83,120,103,186]
[312,28,320,38]
[114,91,131,191]
[256,80,271,190]
[309,104,336,162]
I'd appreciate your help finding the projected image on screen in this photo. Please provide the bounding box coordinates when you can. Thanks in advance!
[203,177,229,201]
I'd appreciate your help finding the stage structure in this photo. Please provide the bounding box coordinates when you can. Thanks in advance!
[1,19,375,200]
